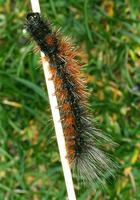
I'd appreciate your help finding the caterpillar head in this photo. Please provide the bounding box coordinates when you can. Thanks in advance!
[24,13,58,55]
[25,12,41,31]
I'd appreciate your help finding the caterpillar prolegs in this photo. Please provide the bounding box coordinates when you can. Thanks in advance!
[25,13,117,185]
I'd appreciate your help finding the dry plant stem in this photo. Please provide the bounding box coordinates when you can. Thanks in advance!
[30,0,76,199]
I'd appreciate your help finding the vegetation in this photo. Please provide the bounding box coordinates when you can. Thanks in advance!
[0,0,140,199]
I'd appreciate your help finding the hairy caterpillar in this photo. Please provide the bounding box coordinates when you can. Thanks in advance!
[25,12,117,185]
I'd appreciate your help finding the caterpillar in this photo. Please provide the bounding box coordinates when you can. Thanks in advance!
[25,12,117,185]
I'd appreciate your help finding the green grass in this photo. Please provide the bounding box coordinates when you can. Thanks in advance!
[0,0,140,199]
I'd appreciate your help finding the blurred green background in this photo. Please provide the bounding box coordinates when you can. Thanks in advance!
[0,0,140,199]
